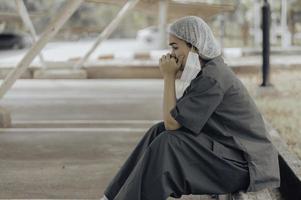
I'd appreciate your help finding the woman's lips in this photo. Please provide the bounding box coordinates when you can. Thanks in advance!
[179,64,184,71]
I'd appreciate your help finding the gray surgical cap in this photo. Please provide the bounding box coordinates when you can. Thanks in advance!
[168,16,221,60]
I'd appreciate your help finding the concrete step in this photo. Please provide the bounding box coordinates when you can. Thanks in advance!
[0,125,284,200]
[0,127,144,199]
[1,54,301,79]
[233,189,274,200]
[0,127,148,133]
[0,79,163,122]
[0,123,288,199]
[33,68,88,79]
[0,79,296,199]
[11,120,159,129]
[168,194,231,200]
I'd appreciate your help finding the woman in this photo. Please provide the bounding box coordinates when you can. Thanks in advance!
[100,16,280,200]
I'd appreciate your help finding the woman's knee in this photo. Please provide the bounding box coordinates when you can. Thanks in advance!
[151,121,165,131]
[148,130,179,150]
[144,121,165,138]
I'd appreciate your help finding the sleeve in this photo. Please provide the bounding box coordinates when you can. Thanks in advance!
[170,76,224,135]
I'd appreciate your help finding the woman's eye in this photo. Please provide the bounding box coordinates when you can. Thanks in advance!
[172,47,178,50]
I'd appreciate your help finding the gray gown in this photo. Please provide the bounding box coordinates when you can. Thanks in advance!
[103,56,280,200]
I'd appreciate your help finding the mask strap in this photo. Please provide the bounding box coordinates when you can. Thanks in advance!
[190,46,202,70]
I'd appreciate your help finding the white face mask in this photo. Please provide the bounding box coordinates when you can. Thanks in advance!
[175,50,202,99]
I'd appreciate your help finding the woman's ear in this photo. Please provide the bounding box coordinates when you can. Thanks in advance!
[192,46,199,53]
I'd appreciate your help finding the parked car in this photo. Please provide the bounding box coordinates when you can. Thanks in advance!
[136,26,160,44]
[136,26,168,49]
[0,32,31,50]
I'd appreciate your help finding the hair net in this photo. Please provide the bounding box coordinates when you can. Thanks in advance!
[168,16,221,60]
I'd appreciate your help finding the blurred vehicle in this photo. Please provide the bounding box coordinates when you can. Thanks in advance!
[136,26,163,49]
[0,32,31,50]
[136,26,171,49]
[137,26,160,44]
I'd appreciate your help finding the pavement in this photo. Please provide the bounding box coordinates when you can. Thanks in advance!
[0,79,164,199]
[0,78,289,200]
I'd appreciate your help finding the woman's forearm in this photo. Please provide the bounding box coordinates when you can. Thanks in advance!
[163,75,181,130]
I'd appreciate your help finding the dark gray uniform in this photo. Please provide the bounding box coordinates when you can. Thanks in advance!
[103,56,280,200]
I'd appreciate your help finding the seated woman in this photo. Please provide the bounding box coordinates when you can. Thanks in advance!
[100,16,280,200]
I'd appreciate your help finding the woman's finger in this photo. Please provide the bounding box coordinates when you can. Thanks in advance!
[166,53,171,59]
[170,56,176,63]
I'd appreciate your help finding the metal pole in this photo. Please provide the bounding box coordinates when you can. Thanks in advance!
[158,0,168,49]
[73,0,140,69]
[254,0,261,46]
[15,0,47,68]
[270,0,278,45]
[281,0,291,48]
[261,0,271,87]
[0,0,83,99]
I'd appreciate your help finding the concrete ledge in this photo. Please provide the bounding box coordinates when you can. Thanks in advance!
[0,59,300,79]
[233,189,273,200]
[33,69,87,79]
[85,66,162,79]
[170,189,275,200]
[266,122,301,200]
[168,194,231,200]
[0,68,32,79]
[0,107,11,128]
[12,120,159,129]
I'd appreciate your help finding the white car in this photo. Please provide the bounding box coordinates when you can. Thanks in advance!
[136,26,162,49]
[0,32,32,50]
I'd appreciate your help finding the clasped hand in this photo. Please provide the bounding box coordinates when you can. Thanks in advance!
[159,53,184,78]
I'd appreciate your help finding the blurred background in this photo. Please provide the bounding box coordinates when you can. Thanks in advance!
[0,0,300,199]
[1,0,301,47]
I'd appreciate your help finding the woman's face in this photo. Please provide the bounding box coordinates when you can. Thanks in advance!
[168,34,192,78]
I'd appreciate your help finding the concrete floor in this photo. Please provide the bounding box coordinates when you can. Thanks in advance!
[0,79,164,199]
[0,79,284,200]
[0,128,144,199]
[0,79,164,121]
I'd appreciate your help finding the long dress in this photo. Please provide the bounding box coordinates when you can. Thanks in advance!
[103,56,280,200]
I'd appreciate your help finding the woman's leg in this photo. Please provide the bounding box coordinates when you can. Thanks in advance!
[111,131,181,200]
[111,130,250,200]
[103,121,166,200]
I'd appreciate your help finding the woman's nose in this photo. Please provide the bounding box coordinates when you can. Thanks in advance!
[171,51,176,57]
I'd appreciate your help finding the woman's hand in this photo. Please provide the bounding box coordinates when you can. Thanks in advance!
[159,53,184,78]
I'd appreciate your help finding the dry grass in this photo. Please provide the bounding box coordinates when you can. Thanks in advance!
[237,68,301,159]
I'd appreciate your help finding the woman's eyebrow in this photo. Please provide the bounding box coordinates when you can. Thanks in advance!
[169,42,177,46]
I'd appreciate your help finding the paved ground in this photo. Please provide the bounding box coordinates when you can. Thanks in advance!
[0,79,169,199]
[0,128,144,199]
[0,79,287,200]
[0,79,163,121]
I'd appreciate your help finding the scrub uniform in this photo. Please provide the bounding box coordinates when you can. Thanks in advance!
[103,56,280,200]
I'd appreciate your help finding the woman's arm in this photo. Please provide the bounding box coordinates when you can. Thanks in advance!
[159,53,184,130]
[163,75,181,130]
